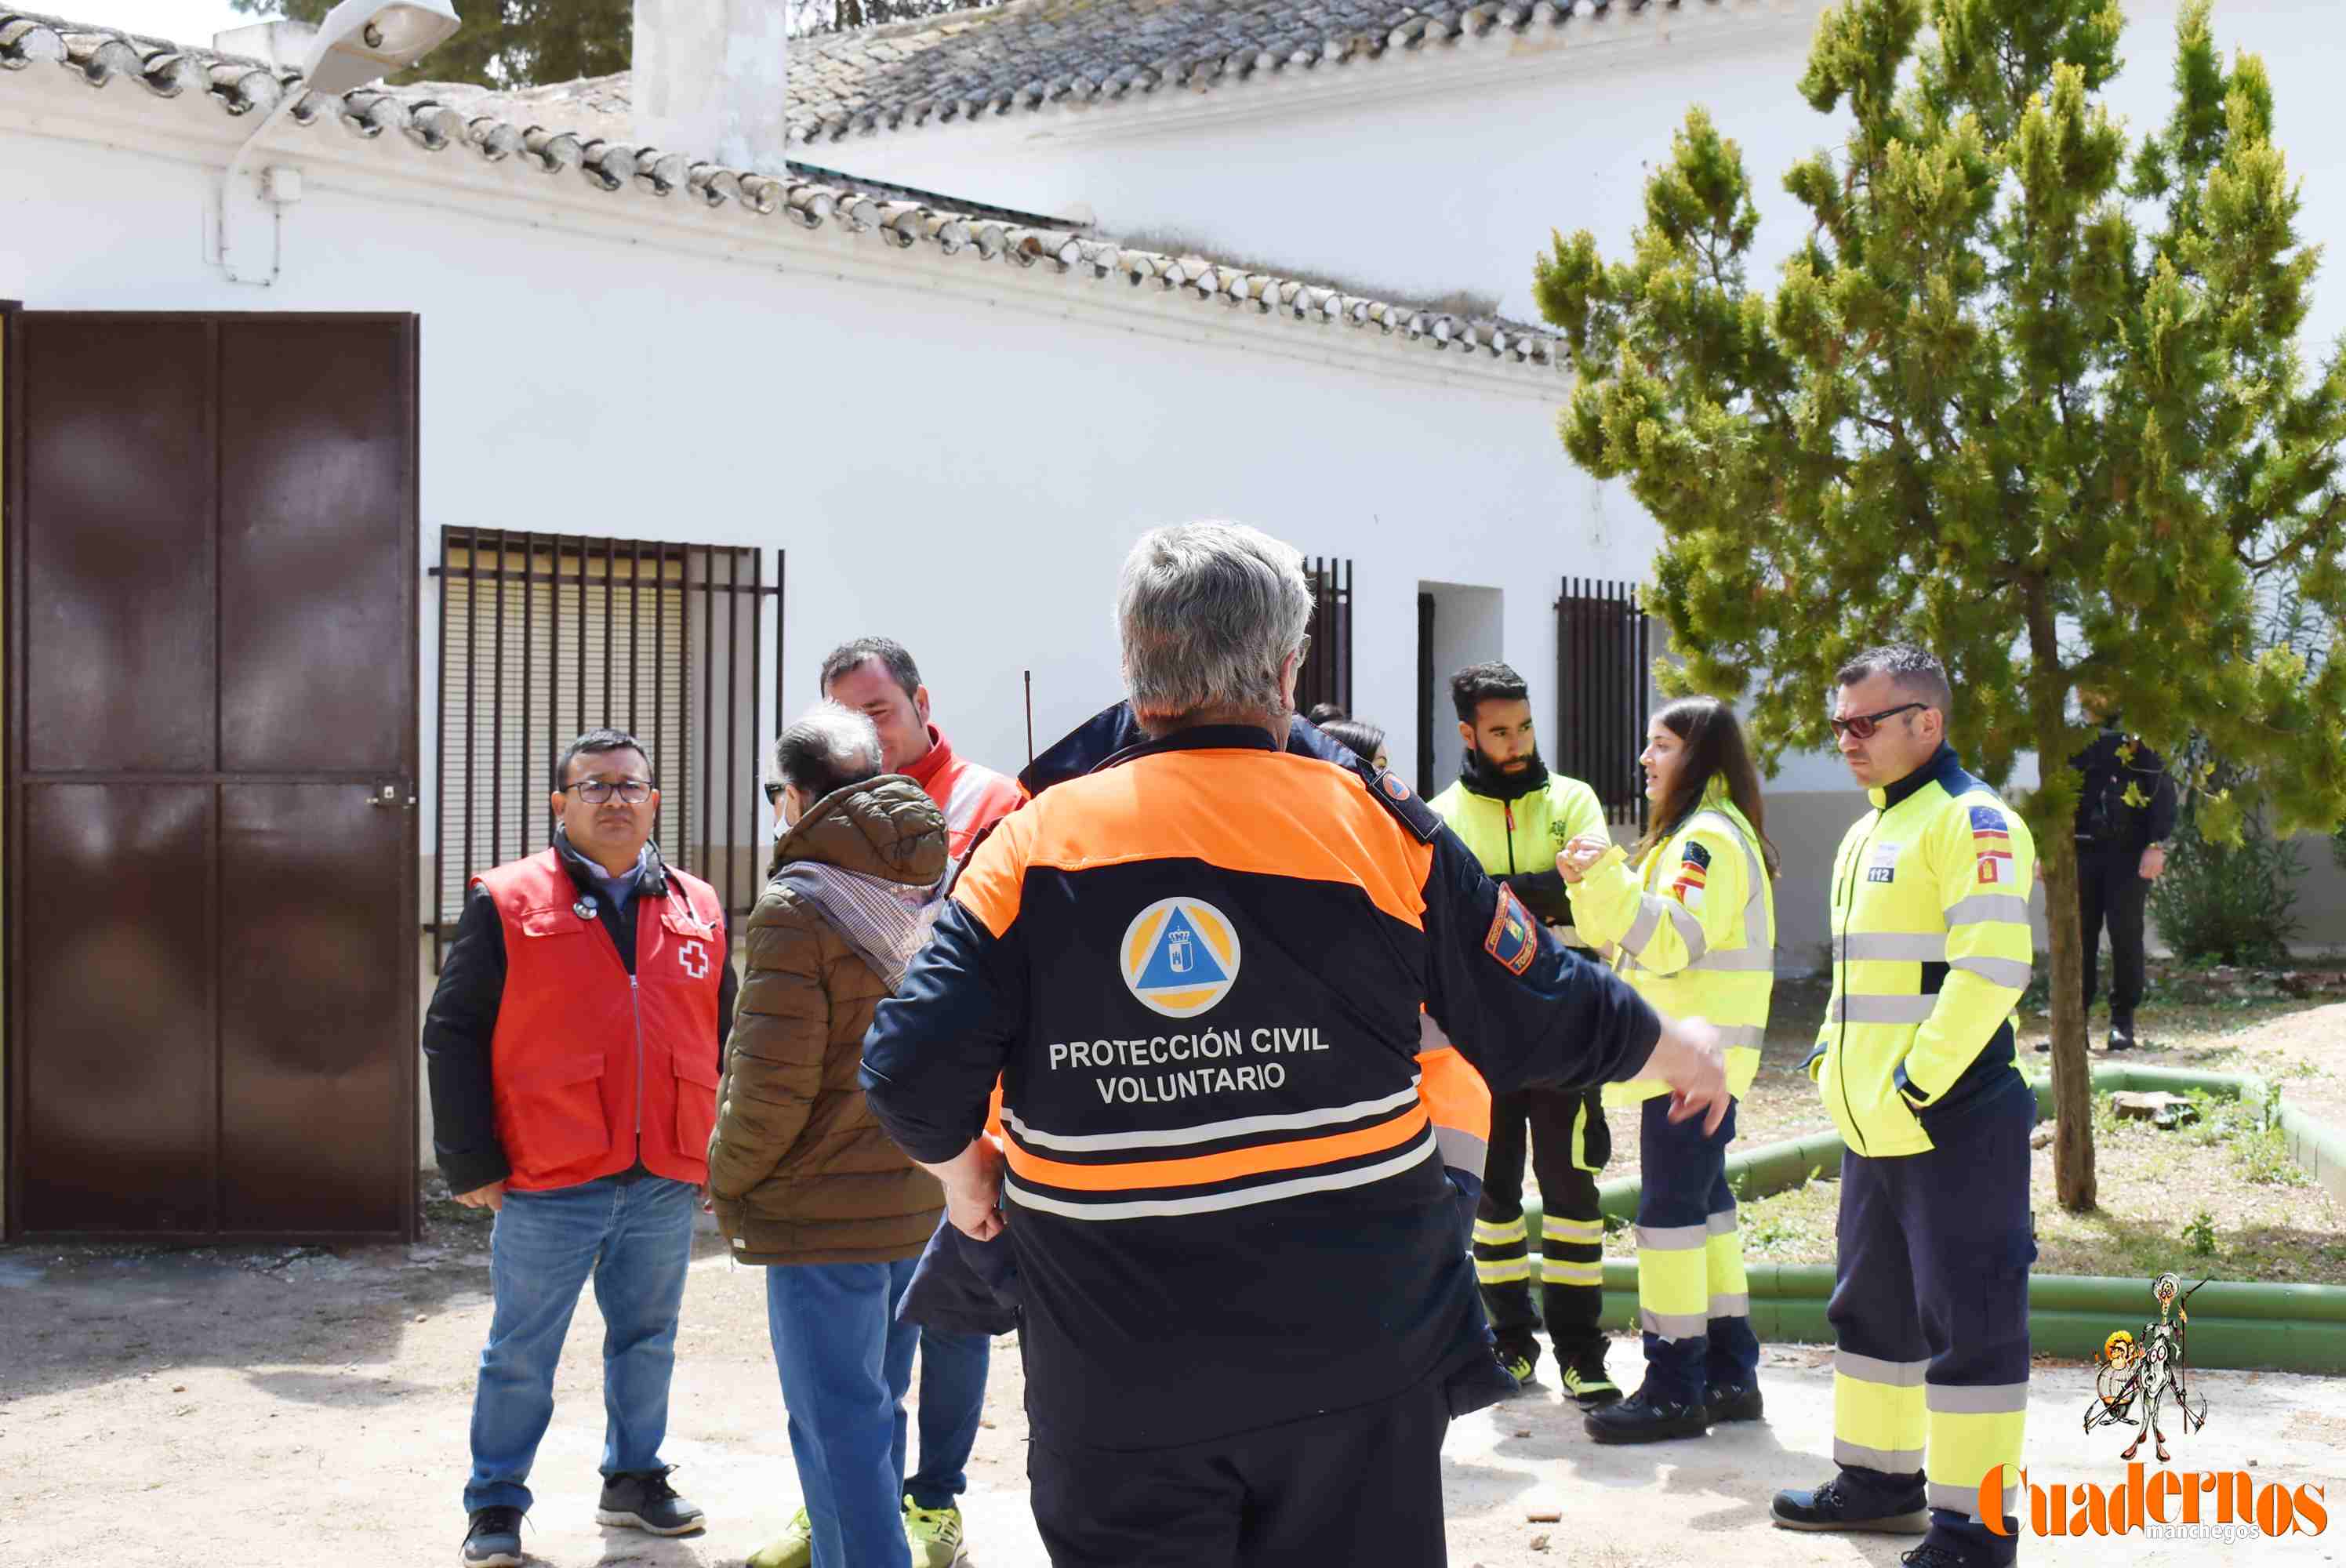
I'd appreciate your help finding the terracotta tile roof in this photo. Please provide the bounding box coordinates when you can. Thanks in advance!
[787,0,1733,144]
[0,11,1560,371]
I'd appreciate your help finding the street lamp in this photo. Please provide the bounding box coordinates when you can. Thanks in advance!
[215,0,463,284]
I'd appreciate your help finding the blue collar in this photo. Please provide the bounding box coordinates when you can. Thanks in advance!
[1871,742,1983,811]
[1092,723,1283,775]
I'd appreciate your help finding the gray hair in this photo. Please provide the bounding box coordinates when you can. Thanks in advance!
[1836,642,1953,717]
[1117,521,1312,734]
[767,700,884,801]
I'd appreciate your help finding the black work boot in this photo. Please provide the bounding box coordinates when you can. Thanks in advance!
[2107,1022,2137,1051]
[1902,1542,1999,1568]
[460,1506,525,1567]
[1583,1385,1709,1443]
[597,1467,706,1536]
[1770,1475,1929,1534]
[1705,1380,1765,1423]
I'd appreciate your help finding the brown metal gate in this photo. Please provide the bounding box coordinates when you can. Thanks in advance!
[3,310,420,1241]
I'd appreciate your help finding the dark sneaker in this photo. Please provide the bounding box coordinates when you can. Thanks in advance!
[597,1468,706,1537]
[1560,1347,1622,1407]
[1583,1385,1709,1443]
[1771,1476,1929,1534]
[2107,1025,2136,1051]
[1498,1348,1538,1387]
[461,1506,524,1568]
[2032,1038,2051,1053]
[1705,1381,1765,1422]
[1902,1544,1988,1568]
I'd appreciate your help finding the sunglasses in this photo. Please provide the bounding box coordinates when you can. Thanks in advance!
[1829,701,1928,741]
[762,782,784,806]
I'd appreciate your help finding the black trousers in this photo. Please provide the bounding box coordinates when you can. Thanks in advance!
[1473,1086,1607,1366]
[2077,844,2150,1030]
[1029,1372,1451,1568]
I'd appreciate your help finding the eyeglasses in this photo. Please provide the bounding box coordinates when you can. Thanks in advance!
[1828,702,1928,741]
[762,782,784,806]
[559,779,652,804]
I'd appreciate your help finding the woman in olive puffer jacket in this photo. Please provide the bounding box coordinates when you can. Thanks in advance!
[710,701,949,1568]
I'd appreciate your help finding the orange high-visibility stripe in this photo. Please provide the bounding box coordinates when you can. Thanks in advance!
[1414,1045,1491,1142]
[952,748,1434,939]
[1002,1105,1429,1193]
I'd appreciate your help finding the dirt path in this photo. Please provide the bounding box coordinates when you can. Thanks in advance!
[4,1228,2341,1567]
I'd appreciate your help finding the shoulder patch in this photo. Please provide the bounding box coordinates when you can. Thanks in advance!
[1484,884,1539,976]
[1367,767,1440,844]
[1680,840,1714,871]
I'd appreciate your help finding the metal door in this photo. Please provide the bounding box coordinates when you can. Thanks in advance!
[4,311,420,1240]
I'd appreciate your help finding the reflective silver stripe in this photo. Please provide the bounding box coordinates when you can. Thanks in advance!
[1004,1083,1420,1152]
[1640,1308,1709,1339]
[1927,1381,2029,1415]
[1712,1023,1767,1050]
[1433,1125,1488,1181]
[1665,902,1709,962]
[1688,946,1774,973]
[1836,1439,1926,1472]
[1004,1135,1435,1221]
[1476,1257,1531,1283]
[1828,993,1939,1025]
[1945,893,2028,926]
[1930,1480,2015,1520]
[1952,955,2033,989]
[1843,931,1948,962]
[1635,1223,1709,1251]
[1836,1351,1929,1388]
[1542,1216,1604,1241]
[1709,1292,1750,1318]
[1705,1210,1739,1235]
[1473,1217,1525,1246]
[1542,1260,1604,1285]
[1622,900,1663,956]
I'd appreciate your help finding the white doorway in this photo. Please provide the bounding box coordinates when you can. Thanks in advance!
[1415,581,1505,799]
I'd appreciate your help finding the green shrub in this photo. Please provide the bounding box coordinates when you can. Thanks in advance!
[2183,1210,2218,1258]
[2147,808,2302,967]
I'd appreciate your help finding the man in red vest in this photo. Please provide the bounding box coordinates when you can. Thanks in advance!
[423,728,735,1568]
[817,638,1022,1568]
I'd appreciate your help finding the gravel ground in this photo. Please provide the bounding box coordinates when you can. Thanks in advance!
[4,1230,2340,1568]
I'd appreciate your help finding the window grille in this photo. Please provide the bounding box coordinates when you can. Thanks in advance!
[1554,576,1652,827]
[1295,557,1354,719]
[431,530,783,965]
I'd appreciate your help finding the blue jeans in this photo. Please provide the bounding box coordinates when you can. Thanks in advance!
[465,1174,699,1514]
[907,1327,988,1512]
[766,1258,919,1568]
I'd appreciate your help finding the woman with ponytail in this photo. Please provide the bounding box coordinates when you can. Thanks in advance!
[1558,695,1779,1445]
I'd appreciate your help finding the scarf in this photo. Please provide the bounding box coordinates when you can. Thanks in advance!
[768,861,947,989]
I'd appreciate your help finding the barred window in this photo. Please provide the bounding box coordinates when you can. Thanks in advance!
[1295,557,1353,718]
[1554,576,1653,827]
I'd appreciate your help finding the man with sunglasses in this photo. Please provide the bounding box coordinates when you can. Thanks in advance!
[1770,648,2036,1568]
[424,728,736,1568]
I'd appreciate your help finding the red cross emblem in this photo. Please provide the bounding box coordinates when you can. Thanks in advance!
[677,939,709,979]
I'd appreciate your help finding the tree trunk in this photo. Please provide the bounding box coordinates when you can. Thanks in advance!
[2024,591,2097,1211]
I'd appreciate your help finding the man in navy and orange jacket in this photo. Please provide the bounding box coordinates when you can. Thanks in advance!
[861,524,1727,1568]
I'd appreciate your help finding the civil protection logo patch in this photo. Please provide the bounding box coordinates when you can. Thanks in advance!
[1120,897,1243,1018]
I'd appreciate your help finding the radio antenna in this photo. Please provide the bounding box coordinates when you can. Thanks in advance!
[1024,670,1036,771]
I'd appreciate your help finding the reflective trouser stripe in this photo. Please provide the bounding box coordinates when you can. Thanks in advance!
[1636,1225,1707,1340]
[1473,1217,1526,1247]
[1933,1479,2017,1521]
[1926,1383,2028,1519]
[1706,1214,1749,1319]
[1834,1355,1928,1474]
[1476,1256,1531,1284]
[1542,1216,1604,1243]
[1542,1258,1604,1287]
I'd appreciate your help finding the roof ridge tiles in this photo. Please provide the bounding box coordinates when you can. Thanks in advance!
[0,7,1560,377]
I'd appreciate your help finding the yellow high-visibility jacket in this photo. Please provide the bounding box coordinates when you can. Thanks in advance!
[1805,745,2036,1158]
[1429,769,1607,942]
[1567,783,1774,1107]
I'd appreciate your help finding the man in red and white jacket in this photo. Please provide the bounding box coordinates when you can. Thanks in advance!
[423,729,735,1568]
[820,638,1022,1566]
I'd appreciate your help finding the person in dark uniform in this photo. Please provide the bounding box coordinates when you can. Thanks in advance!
[860,522,1729,1568]
[2054,693,2176,1053]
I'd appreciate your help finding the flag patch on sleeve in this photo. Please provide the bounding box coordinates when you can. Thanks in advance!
[1484,884,1539,976]
[1970,804,2016,885]
[1670,840,1712,909]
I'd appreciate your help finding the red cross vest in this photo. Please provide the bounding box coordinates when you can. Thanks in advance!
[474,848,728,1192]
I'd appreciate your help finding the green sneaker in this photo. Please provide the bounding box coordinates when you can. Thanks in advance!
[746,1507,813,1568]
[903,1496,967,1568]
[1500,1351,1537,1386]
[1560,1347,1622,1408]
